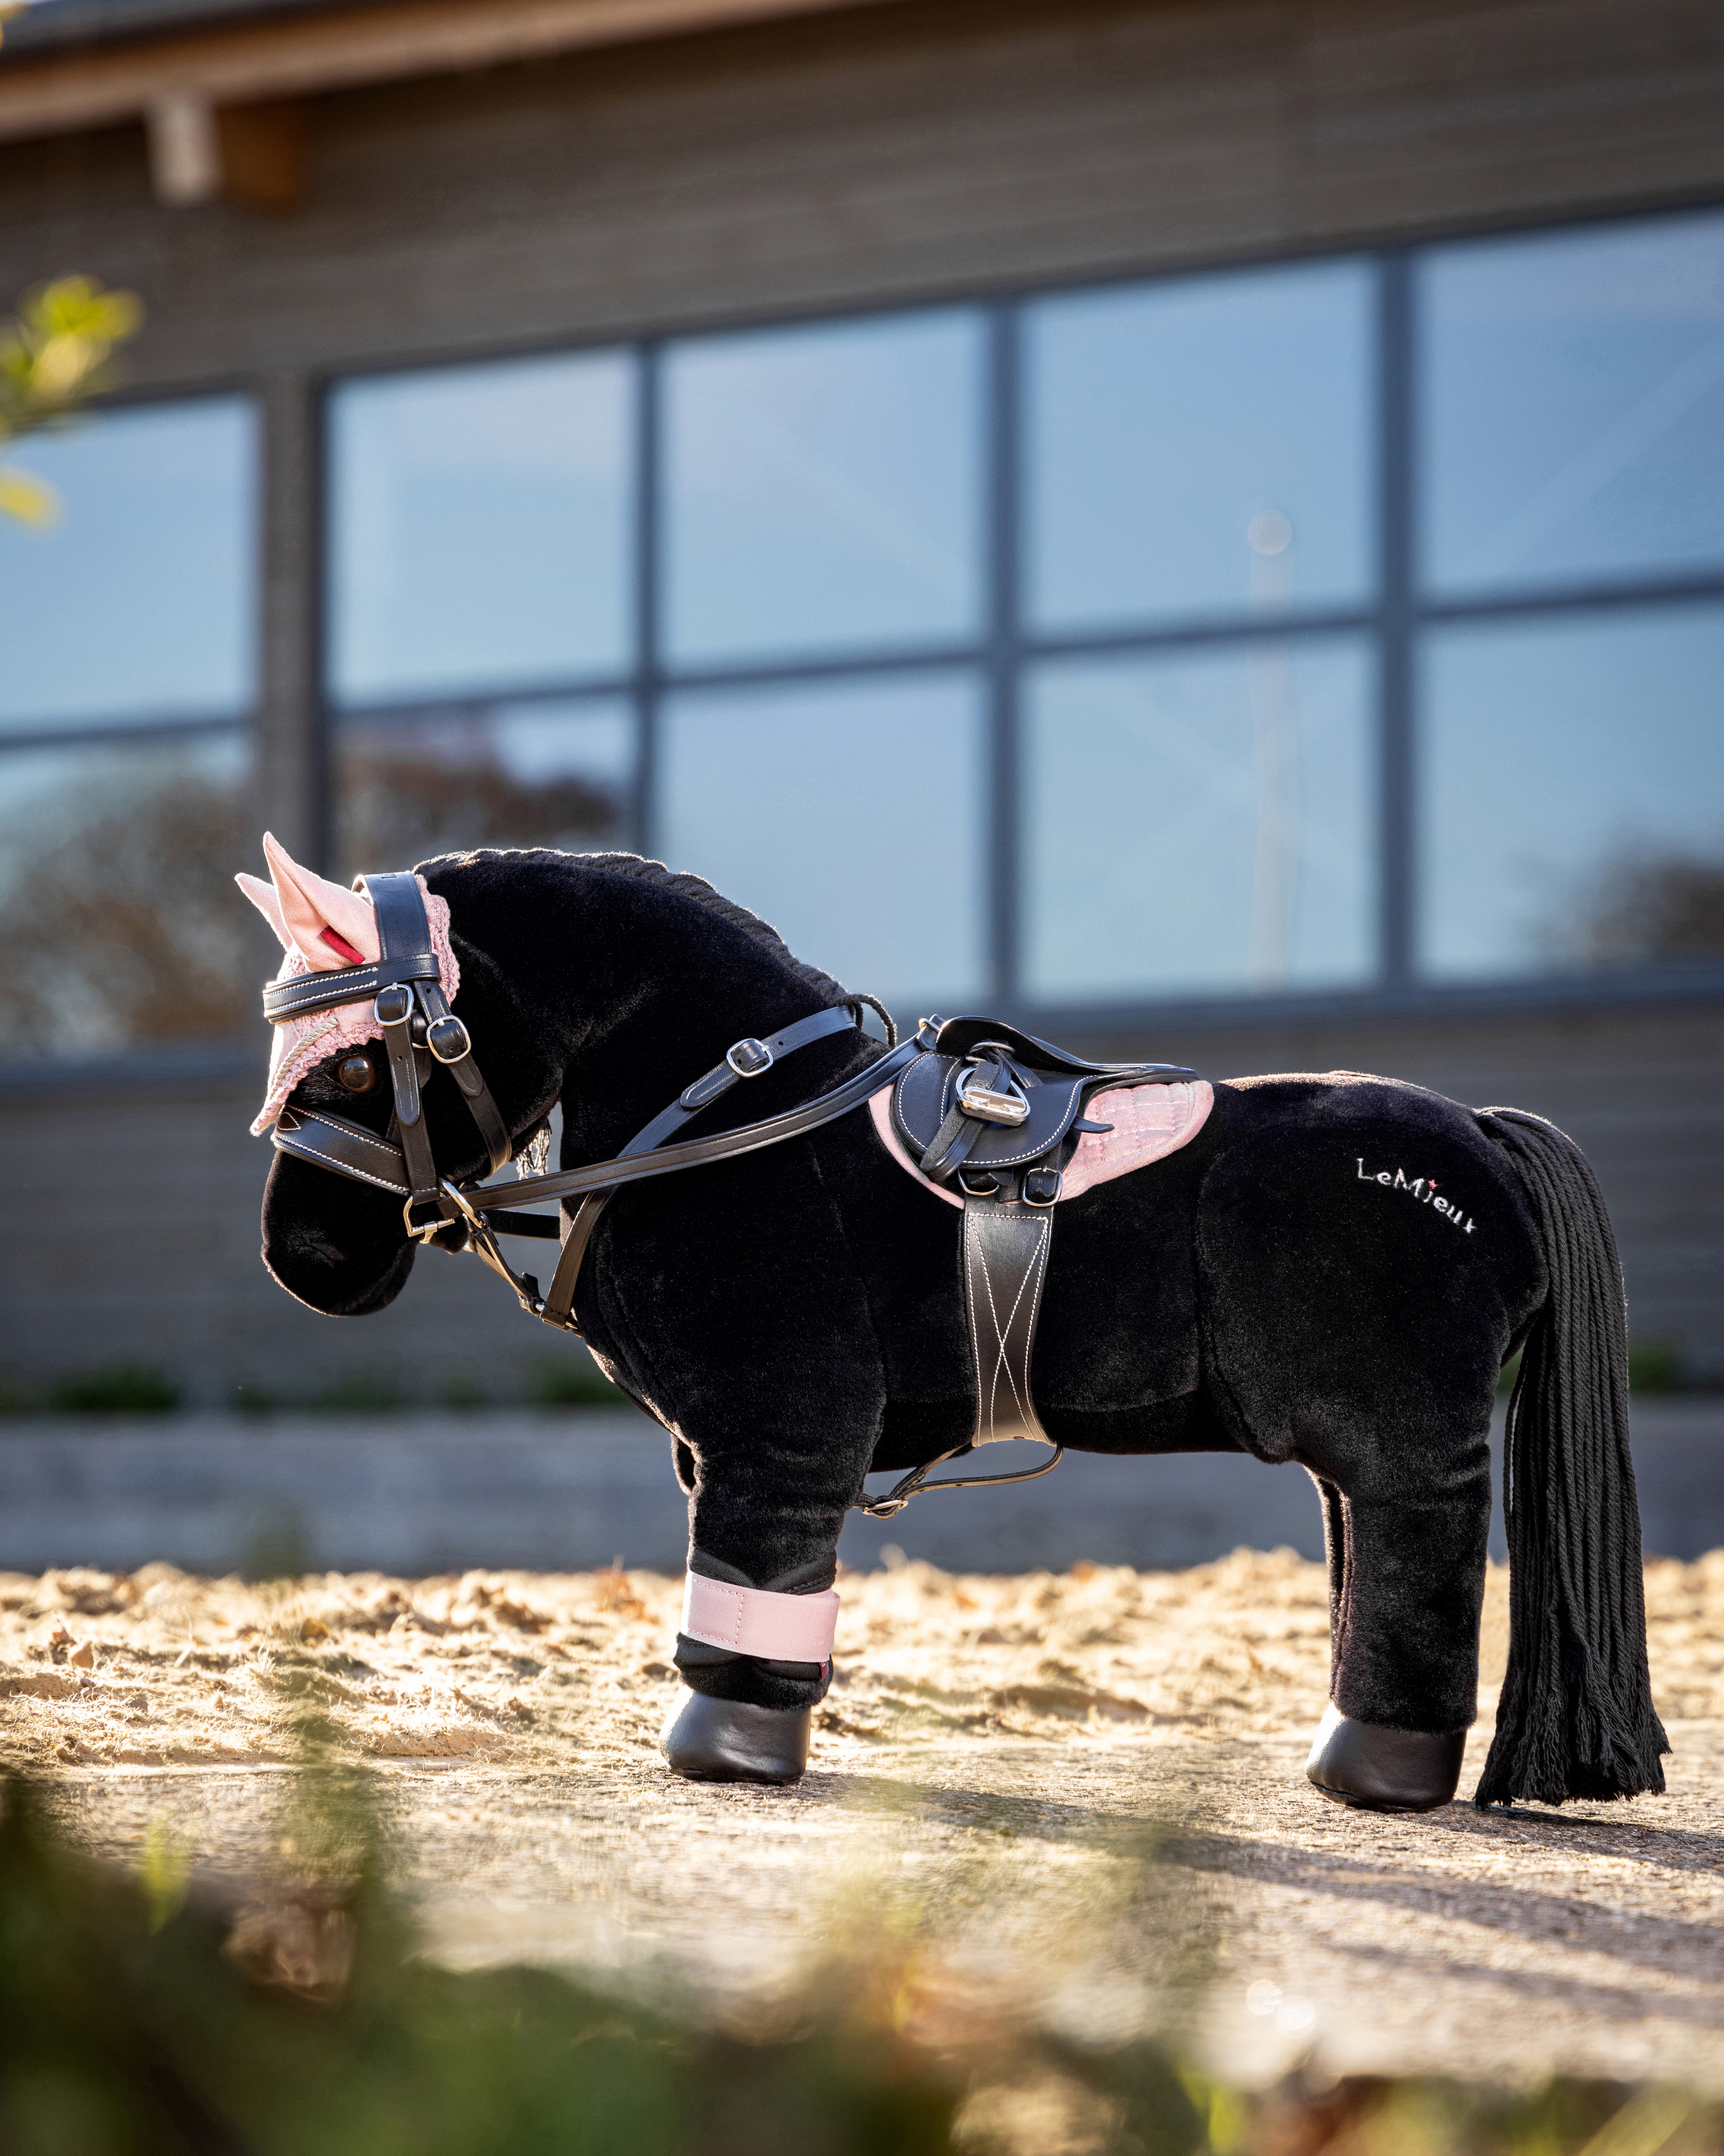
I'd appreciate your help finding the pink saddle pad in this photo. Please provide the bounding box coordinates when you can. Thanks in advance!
[868,1076,1213,1209]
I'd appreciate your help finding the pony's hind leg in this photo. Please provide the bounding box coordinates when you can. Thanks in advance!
[1304,1448,1491,1813]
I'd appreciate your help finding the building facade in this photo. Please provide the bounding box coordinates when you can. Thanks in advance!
[1,0,1721,1406]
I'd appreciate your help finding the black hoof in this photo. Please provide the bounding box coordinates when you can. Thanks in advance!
[1305,1703,1465,1814]
[659,1691,812,1785]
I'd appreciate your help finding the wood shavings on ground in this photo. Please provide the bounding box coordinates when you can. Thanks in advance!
[5,1548,1723,2093]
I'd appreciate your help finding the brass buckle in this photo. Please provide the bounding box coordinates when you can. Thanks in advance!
[403,1193,455,1244]
[437,1179,545,1316]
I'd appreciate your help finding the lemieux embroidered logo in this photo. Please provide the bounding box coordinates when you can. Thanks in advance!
[1356,1159,1477,1235]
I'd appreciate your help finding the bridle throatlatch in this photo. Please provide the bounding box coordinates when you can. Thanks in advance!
[262,872,1198,1516]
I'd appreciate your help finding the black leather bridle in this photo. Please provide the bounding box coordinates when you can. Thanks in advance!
[262,871,1198,1518]
[264,870,918,1338]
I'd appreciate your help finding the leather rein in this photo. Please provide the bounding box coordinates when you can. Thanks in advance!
[262,871,1197,1518]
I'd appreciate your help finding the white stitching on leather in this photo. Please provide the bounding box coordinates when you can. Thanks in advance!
[301,1113,402,1159]
[277,1142,406,1197]
[966,1210,1050,1443]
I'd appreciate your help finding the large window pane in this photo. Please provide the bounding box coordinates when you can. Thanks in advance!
[1026,262,1375,633]
[1024,639,1375,1003]
[0,732,251,1057]
[664,312,982,666]
[328,353,633,704]
[1419,604,1724,980]
[1421,210,1724,598]
[659,673,985,1013]
[0,398,255,733]
[336,699,635,878]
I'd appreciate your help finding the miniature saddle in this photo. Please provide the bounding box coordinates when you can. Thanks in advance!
[890,1017,1196,1458]
[892,1015,1195,1206]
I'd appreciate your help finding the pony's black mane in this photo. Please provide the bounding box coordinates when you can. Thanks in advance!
[428,846,852,1007]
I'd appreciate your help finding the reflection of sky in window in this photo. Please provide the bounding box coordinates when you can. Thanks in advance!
[1421,211,1724,596]
[0,730,251,1054]
[0,399,255,733]
[1419,604,1724,978]
[660,672,984,1009]
[489,701,635,791]
[0,730,247,871]
[1024,640,1375,1002]
[664,312,982,666]
[1026,261,1375,632]
[335,699,634,876]
[329,354,633,704]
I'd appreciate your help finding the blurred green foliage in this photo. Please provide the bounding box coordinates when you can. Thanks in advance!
[46,1364,181,1415]
[309,1370,410,1414]
[1,1767,1720,2156]
[3,1358,634,1415]
[1628,1334,1687,1395]
[0,275,143,525]
[529,1353,629,1409]
[0,1772,955,2156]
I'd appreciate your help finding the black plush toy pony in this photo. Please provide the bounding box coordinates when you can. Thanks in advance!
[240,835,1668,1816]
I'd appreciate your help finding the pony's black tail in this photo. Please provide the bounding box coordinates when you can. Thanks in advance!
[1473,1107,1669,1808]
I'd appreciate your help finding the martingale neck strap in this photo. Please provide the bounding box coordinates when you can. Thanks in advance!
[535,1002,861,1332]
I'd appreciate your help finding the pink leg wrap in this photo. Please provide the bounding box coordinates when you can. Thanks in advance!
[680,1572,840,1662]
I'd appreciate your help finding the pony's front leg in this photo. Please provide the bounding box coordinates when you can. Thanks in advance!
[657,1403,880,1787]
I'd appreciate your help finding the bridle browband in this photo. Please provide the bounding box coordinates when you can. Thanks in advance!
[262,871,1193,1518]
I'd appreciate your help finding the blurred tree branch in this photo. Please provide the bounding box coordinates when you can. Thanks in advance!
[0,275,144,525]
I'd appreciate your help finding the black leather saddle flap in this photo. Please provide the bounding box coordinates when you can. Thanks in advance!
[892,1018,1199,1175]
[891,1053,1082,1171]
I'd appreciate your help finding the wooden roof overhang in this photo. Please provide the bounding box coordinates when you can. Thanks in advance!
[0,0,899,201]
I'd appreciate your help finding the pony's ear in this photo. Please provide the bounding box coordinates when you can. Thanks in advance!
[235,871,293,952]
[255,831,381,971]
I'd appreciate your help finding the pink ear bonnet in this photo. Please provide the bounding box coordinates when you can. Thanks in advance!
[237,833,459,1132]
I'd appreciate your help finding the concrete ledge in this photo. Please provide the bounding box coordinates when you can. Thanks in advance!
[1,1401,1718,1577]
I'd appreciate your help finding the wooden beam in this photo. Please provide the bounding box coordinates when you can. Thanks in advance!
[0,0,901,146]
[217,97,306,211]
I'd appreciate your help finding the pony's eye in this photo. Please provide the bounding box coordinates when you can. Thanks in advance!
[336,1053,379,1094]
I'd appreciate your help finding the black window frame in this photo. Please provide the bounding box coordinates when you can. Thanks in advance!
[320,208,1724,1033]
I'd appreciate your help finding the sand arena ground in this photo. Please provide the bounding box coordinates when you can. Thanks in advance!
[5,1548,1723,2092]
